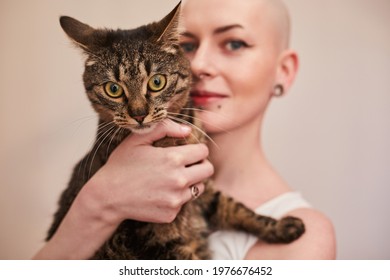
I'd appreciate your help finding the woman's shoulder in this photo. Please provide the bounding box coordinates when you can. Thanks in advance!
[286,208,336,258]
[246,207,337,259]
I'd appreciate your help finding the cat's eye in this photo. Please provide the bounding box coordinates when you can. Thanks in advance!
[104,82,124,98]
[147,74,167,92]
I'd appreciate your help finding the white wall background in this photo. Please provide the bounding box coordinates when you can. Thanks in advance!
[0,0,389,259]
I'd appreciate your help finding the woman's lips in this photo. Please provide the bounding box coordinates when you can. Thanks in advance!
[190,90,227,106]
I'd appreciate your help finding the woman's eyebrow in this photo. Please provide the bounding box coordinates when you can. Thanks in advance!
[180,31,196,39]
[214,24,244,34]
[180,24,244,39]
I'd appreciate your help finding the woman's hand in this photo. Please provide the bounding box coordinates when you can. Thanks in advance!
[34,120,213,259]
[85,119,213,224]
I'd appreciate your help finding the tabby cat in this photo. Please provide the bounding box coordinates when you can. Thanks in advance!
[47,2,305,259]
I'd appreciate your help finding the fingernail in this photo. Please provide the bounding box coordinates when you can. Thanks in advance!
[180,125,191,134]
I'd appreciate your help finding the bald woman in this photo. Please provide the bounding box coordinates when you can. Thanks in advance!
[180,0,335,259]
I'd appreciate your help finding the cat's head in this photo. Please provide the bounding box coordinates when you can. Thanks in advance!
[60,2,191,134]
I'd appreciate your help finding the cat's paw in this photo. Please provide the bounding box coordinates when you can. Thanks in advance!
[274,216,305,243]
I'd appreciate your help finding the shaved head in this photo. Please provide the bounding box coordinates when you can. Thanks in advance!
[260,0,291,49]
[182,0,291,51]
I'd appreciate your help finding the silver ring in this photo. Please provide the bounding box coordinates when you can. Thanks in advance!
[190,185,200,200]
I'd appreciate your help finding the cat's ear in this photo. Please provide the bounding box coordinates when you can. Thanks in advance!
[155,2,182,51]
[59,16,106,53]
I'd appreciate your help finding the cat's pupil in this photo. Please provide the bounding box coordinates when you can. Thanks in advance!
[111,84,119,93]
[153,77,161,86]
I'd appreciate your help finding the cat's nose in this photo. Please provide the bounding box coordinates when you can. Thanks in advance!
[132,114,147,124]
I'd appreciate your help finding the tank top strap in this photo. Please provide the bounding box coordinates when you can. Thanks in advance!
[255,191,311,218]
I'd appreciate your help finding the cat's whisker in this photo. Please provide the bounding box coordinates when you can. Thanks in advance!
[168,117,202,145]
[106,127,123,158]
[87,125,117,178]
[70,115,98,136]
[81,123,115,177]
[96,121,116,133]
[77,121,115,179]
[47,115,97,145]
[163,102,232,134]
[181,107,233,122]
[66,117,97,180]
[168,111,231,135]
[165,110,222,142]
[167,115,220,149]
[59,115,97,129]
[161,118,197,146]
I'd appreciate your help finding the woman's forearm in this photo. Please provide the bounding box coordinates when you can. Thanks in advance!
[33,182,118,260]
[33,121,212,259]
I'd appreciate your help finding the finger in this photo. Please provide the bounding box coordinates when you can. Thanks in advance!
[164,143,209,167]
[129,119,192,145]
[184,160,214,186]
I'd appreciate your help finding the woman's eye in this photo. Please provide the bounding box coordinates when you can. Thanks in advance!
[147,74,167,92]
[104,82,124,98]
[226,40,248,51]
[180,42,197,53]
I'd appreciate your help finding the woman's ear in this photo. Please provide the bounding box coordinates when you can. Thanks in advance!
[276,49,299,93]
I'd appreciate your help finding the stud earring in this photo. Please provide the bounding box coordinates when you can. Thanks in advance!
[273,84,284,97]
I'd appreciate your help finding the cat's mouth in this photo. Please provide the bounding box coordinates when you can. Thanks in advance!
[122,123,156,134]
[114,109,166,134]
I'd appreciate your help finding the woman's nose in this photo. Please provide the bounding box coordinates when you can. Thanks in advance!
[190,42,217,79]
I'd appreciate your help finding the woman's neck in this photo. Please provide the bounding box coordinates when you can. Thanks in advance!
[208,120,263,174]
[208,118,290,208]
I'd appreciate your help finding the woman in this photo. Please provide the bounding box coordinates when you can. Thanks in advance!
[179,0,335,259]
[34,0,336,259]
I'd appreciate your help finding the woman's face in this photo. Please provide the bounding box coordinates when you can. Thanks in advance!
[181,0,284,134]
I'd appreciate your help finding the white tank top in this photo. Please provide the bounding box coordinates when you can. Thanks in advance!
[208,192,311,260]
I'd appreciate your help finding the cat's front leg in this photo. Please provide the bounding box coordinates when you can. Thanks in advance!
[202,190,305,244]
[251,215,305,243]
